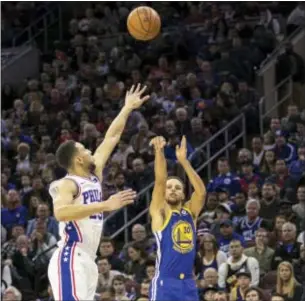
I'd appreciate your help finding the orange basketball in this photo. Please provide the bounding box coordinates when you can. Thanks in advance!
[127,6,161,41]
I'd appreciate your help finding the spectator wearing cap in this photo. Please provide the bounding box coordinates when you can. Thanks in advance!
[230,271,251,301]
[202,285,218,301]
[271,222,301,270]
[1,189,27,231]
[239,162,263,194]
[236,199,268,247]
[210,203,232,238]
[217,219,245,255]
[218,239,259,291]
[216,187,235,210]
[244,228,275,276]
[273,130,297,164]
[289,145,305,182]
[207,158,241,197]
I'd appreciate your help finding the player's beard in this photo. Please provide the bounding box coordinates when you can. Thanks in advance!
[166,198,182,206]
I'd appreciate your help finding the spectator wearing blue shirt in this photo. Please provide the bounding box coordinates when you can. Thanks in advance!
[217,219,245,255]
[207,158,241,196]
[164,134,194,162]
[273,130,297,164]
[1,189,27,231]
[289,145,305,182]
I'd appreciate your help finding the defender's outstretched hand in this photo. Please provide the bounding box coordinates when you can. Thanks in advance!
[176,136,188,163]
[125,84,150,110]
[104,189,137,211]
[149,136,166,151]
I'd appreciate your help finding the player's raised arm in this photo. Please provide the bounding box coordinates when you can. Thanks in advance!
[50,179,137,222]
[93,84,149,181]
[176,136,206,219]
[149,136,167,232]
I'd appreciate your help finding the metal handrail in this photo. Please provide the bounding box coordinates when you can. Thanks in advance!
[109,113,247,241]
[258,75,293,136]
[257,26,303,75]
[12,4,62,52]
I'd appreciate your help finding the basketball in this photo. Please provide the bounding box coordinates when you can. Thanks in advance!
[127,6,161,41]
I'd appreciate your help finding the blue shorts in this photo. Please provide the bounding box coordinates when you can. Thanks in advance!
[149,277,199,301]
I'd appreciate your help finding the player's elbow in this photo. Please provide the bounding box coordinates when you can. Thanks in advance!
[54,207,70,222]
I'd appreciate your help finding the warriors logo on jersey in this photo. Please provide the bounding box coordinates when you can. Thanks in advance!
[172,220,194,254]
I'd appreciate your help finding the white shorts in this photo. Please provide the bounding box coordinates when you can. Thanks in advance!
[48,243,98,301]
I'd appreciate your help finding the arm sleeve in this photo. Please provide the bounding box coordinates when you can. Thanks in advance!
[247,257,260,286]
[218,262,228,289]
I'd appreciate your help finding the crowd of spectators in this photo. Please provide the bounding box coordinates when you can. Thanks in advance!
[1,2,305,301]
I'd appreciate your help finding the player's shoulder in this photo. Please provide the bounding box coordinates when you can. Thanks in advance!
[49,177,77,196]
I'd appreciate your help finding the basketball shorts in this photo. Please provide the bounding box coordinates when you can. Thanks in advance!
[48,243,98,301]
[149,277,199,301]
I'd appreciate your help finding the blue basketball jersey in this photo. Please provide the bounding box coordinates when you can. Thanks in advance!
[153,207,196,279]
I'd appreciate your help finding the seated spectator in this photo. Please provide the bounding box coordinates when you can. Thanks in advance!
[261,149,276,177]
[293,244,305,285]
[244,287,265,301]
[1,189,27,231]
[271,222,301,270]
[273,130,297,164]
[120,224,155,260]
[230,271,251,301]
[289,145,305,182]
[144,260,155,281]
[259,183,280,223]
[2,286,22,301]
[217,220,245,255]
[218,239,259,291]
[251,136,265,168]
[197,233,227,279]
[26,203,59,240]
[271,293,286,301]
[207,158,241,197]
[99,237,125,272]
[292,185,305,229]
[139,279,150,299]
[232,192,247,226]
[275,261,303,301]
[1,224,25,260]
[111,275,134,301]
[124,243,147,284]
[198,267,219,290]
[96,257,122,291]
[236,199,267,247]
[244,228,275,276]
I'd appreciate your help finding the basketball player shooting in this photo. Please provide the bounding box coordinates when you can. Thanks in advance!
[149,136,206,301]
[47,84,149,301]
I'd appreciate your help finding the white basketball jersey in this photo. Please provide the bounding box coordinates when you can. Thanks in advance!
[50,174,103,259]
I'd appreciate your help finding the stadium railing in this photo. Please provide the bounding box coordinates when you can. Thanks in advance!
[104,113,247,243]
[259,75,293,136]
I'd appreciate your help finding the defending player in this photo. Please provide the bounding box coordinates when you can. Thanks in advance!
[47,84,149,301]
[149,136,206,301]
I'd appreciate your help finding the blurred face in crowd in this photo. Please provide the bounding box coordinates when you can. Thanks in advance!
[165,178,185,206]
[132,224,146,241]
[128,247,140,261]
[245,289,260,301]
[282,223,296,242]
[275,160,286,174]
[229,240,243,259]
[206,193,219,210]
[146,265,155,280]
[165,120,176,135]
[251,137,263,153]
[114,173,125,188]
[99,241,114,257]
[191,117,202,132]
[138,122,149,135]
[300,245,305,260]
[235,192,247,207]
[279,264,291,282]
[35,221,47,235]
[217,160,229,174]
[17,143,30,159]
[242,163,253,176]
[297,122,305,135]
[297,186,305,203]
[30,196,40,210]
[265,150,275,163]
[275,215,286,231]
[158,56,168,69]
[204,290,215,301]
[97,258,111,274]
[37,204,49,219]
[214,292,228,301]
[220,224,233,237]
[16,235,29,250]
[12,225,25,239]
[238,81,248,92]
[237,275,251,289]
[255,229,268,247]
[2,289,18,301]
[132,158,145,173]
[238,149,251,163]
[7,189,19,205]
[246,202,259,219]
[204,268,218,286]
[271,296,285,301]
[275,135,286,147]
[248,183,259,198]
[270,118,280,131]
[175,108,188,122]
[32,177,43,190]
[140,282,150,297]
[218,191,229,203]
[186,73,197,87]
[287,105,298,117]
[201,234,215,252]
[262,184,276,201]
